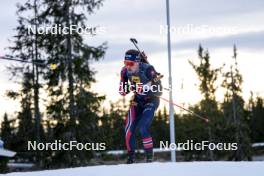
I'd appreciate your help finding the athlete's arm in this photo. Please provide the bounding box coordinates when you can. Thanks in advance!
[144,65,162,96]
[119,67,130,96]
[146,66,159,84]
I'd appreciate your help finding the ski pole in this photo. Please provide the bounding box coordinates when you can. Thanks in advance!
[0,56,44,65]
[146,75,208,122]
[158,96,209,123]
[127,67,208,122]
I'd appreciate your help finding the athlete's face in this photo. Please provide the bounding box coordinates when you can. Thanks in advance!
[124,61,139,73]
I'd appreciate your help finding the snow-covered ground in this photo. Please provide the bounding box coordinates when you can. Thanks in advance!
[4,162,264,176]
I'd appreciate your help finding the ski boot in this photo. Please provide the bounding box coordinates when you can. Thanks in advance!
[126,151,135,164]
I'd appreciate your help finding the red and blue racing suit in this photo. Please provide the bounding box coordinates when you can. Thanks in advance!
[119,62,162,153]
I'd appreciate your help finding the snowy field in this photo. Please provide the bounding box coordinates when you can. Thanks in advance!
[4,162,264,176]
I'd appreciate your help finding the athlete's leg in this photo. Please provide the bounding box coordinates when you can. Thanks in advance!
[125,105,137,152]
[137,100,159,161]
[125,104,142,163]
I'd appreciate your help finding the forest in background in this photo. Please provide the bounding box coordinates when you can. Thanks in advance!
[0,0,264,172]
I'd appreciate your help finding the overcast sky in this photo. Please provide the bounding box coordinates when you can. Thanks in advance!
[0,0,264,120]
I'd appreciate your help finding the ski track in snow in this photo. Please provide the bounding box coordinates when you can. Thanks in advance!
[4,162,264,176]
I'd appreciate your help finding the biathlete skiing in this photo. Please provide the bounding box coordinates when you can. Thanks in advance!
[119,45,163,164]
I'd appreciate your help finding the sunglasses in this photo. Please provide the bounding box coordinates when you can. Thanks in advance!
[124,60,136,67]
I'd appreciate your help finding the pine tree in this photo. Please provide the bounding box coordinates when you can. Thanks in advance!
[221,45,251,160]
[152,107,170,147]
[6,70,36,162]
[5,0,49,166]
[189,45,223,160]
[40,0,106,167]
[6,0,46,143]
[100,100,127,150]
[1,113,13,149]
[247,93,264,143]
